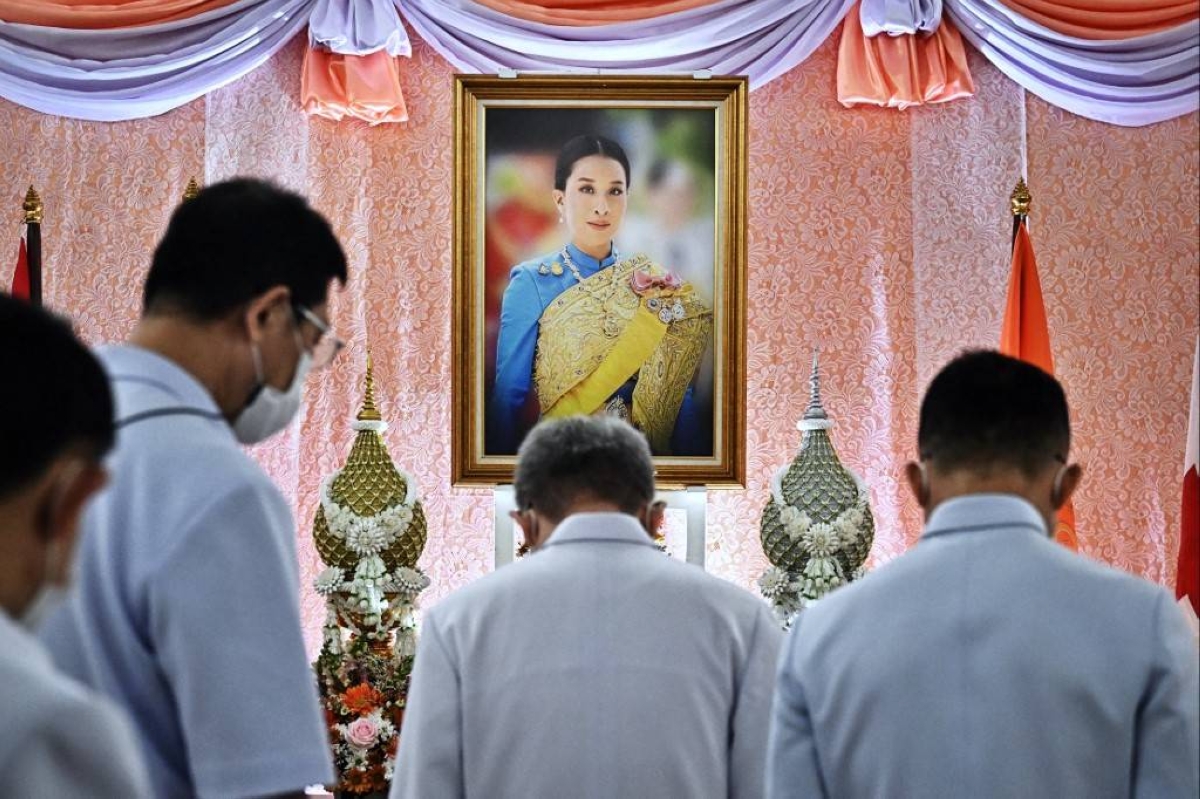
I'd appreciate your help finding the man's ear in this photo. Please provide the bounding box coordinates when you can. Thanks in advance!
[510,508,538,549]
[903,461,929,509]
[1053,463,1084,510]
[646,500,666,536]
[241,285,291,342]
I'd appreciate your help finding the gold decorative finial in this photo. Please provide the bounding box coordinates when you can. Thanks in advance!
[357,351,382,422]
[1010,177,1031,217]
[182,177,201,201]
[23,186,43,224]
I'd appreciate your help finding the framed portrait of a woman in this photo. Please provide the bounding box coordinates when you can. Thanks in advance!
[452,75,747,487]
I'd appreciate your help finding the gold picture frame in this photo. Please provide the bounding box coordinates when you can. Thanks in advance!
[452,74,747,487]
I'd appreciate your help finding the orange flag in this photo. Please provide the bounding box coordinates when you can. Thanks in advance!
[1000,218,1078,550]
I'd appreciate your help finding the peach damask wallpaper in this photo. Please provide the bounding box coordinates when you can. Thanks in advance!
[1,37,1196,651]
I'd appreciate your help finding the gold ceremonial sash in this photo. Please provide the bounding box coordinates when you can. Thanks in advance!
[534,254,712,453]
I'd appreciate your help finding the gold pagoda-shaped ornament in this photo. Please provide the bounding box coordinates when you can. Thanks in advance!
[758,353,875,627]
[312,355,430,794]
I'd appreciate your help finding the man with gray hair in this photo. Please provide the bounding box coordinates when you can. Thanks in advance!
[392,416,781,798]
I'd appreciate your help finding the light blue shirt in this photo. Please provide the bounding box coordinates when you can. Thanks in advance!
[392,512,781,798]
[40,345,334,799]
[767,494,1200,798]
[1,611,150,798]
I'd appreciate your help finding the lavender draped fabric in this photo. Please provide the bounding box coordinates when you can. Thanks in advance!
[0,0,314,121]
[0,0,1194,125]
[396,0,858,88]
[861,0,943,37]
[946,0,1199,126]
[308,0,410,57]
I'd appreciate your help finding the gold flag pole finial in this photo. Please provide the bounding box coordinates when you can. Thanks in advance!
[357,350,382,422]
[23,186,43,224]
[182,177,201,201]
[1010,177,1032,217]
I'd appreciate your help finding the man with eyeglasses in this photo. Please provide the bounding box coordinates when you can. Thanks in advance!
[40,178,349,799]
[766,350,1199,798]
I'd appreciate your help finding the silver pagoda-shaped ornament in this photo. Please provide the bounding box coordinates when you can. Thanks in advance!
[758,352,875,627]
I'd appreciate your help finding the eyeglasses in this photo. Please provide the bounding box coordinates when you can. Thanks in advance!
[294,305,345,369]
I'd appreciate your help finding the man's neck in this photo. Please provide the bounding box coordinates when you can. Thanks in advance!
[128,315,246,421]
[925,469,1054,534]
[533,499,631,547]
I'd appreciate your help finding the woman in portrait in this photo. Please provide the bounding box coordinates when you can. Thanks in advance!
[487,134,712,456]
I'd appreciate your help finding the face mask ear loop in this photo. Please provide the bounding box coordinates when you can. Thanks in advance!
[1051,464,1068,508]
[250,340,266,387]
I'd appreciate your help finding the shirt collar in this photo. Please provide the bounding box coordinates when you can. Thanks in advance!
[98,343,223,416]
[564,242,619,274]
[922,493,1049,542]
[541,512,657,549]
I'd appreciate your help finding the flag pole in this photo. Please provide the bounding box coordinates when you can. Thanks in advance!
[23,186,43,307]
[1010,177,1030,245]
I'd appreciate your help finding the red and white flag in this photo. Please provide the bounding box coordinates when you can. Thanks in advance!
[1177,337,1199,615]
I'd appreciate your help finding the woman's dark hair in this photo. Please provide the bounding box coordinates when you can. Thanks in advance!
[143,178,348,320]
[554,135,631,192]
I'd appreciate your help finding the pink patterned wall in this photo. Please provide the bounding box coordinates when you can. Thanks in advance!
[1,37,1196,652]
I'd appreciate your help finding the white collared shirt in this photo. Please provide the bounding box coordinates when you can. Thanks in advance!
[768,493,1200,798]
[392,512,781,799]
[0,610,150,797]
[40,344,334,798]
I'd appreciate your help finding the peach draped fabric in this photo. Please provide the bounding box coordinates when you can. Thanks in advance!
[997,0,1200,39]
[0,38,1195,653]
[0,0,242,28]
[301,48,408,125]
[837,9,976,109]
[471,0,721,25]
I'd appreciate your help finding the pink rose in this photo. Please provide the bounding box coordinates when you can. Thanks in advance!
[345,717,380,749]
[630,268,683,295]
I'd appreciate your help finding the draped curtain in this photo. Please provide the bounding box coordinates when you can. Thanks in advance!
[0,0,1194,126]
[1,40,1195,651]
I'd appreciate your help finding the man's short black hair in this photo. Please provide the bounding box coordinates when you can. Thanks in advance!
[143,178,348,319]
[918,349,1070,478]
[0,295,114,499]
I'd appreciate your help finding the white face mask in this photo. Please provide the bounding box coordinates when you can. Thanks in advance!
[20,584,70,631]
[20,534,70,632]
[232,341,311,444]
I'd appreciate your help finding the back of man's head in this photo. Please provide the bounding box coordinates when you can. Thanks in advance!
[918,349,1070,478]
[0,295,114,501]
[514,416,654,522]
[143,178,348,320]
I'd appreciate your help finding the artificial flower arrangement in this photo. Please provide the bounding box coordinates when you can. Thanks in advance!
[313,552,430,794]
[310,358,431,796]
[758,355,875,627]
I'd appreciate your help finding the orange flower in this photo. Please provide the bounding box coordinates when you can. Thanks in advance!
[342,683,384,715]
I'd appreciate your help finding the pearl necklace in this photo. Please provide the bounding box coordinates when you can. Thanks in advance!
[560,246,622,338]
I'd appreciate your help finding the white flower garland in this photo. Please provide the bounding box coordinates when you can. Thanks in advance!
[320,469,419,557]
[761,465,873,627]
